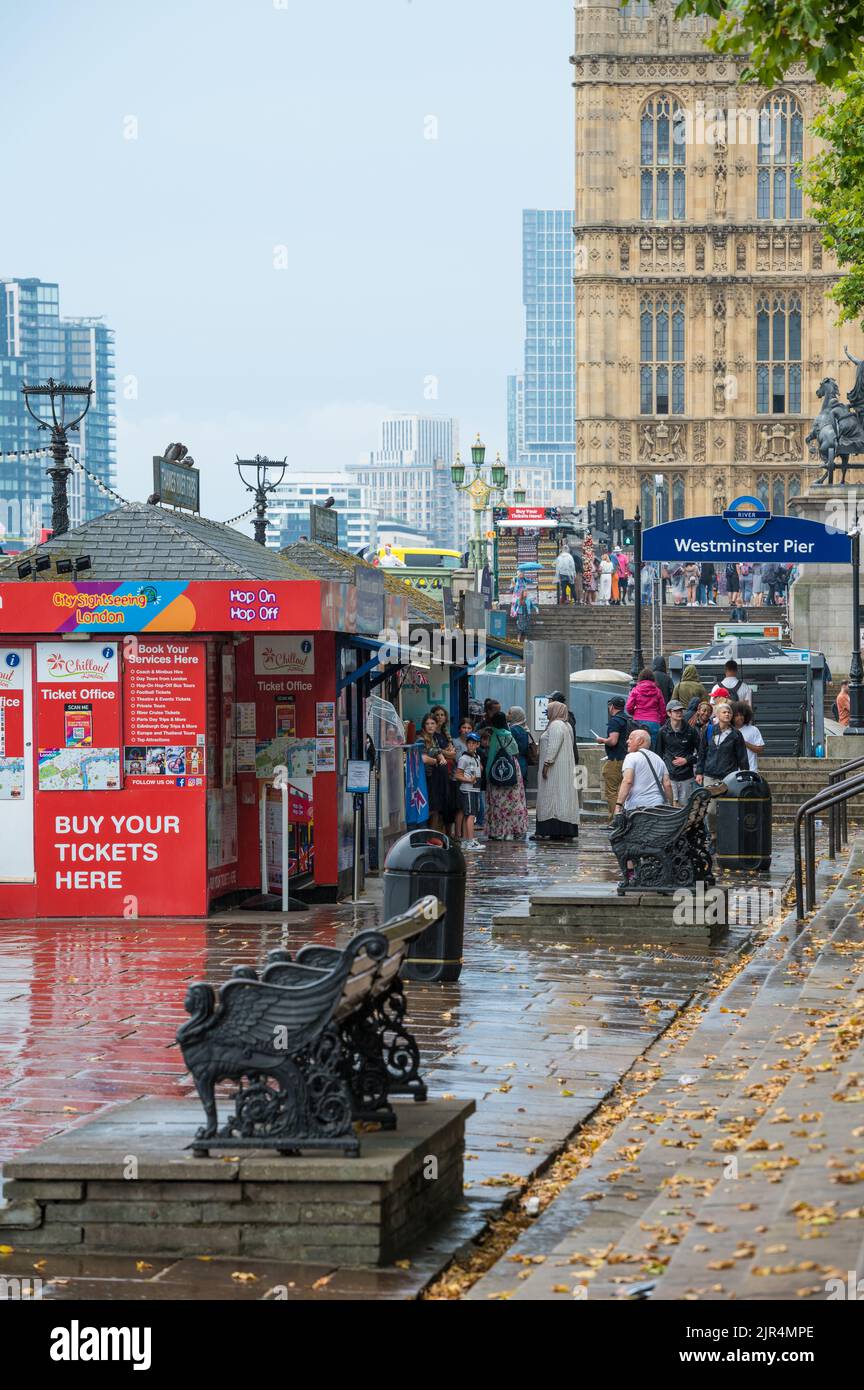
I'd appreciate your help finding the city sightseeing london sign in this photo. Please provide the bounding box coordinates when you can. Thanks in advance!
[642,495,852,564]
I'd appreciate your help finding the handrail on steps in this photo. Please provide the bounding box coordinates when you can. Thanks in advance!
[827,755,864,857]
[795,765,864,924]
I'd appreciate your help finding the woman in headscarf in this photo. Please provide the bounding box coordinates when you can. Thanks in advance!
[506,706,533,782]
[484,712,529,841]
[533,701,581,841]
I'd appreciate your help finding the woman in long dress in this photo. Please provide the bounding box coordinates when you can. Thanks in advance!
[533,701,580,841]
[484,713,528,841]
[582,534,596,606]
[599,553,613,605]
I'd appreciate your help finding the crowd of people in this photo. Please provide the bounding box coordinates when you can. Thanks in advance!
[554,538,795,609]
[414,695,581,848]
[596,657,765,820]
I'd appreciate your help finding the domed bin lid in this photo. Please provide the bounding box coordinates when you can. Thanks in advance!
[384,829,466,874]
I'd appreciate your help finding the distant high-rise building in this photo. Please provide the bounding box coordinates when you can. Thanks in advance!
[508,210,576,504]
[348,413,466,548]
[265,474,370,551]
[0,278,116,545]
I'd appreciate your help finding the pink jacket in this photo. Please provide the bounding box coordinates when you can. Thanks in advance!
[626,679,668,725]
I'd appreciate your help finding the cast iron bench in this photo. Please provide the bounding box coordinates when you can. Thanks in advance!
[263,895,440,1125]
[609,787,715,895]
[177,895,442,1156]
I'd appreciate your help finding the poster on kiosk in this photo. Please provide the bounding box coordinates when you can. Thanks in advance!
[26,638,209,918]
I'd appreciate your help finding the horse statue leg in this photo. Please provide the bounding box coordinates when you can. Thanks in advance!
[840,453,850,484]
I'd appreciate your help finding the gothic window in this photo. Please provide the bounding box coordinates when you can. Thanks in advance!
[672,475,686,520]
[772,476,785,516]
[640,95,686,221]
[788,473,801,501]
[756,294,802,414]
[656,475,670,525]
[622,0,650,16]
[640,476,654,527]
[640,294,685,414]
[756,474,770,508]
[757,94,804,220]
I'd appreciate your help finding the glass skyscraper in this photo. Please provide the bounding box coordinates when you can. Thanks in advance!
[0,279,116,546]
[508,210,576,503]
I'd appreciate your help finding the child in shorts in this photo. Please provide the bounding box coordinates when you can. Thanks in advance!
[455,731,482,847]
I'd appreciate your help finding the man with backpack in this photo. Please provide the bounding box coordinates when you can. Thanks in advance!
[710,658,752,707]
[597,694,630,817]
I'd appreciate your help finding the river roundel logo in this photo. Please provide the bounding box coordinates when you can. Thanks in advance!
[723,494,771,537]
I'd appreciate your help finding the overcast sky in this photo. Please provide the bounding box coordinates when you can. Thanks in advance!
[2,0,573,520]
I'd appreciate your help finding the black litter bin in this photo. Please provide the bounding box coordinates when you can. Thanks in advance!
[714,769,772,871]
[383,830,466,982]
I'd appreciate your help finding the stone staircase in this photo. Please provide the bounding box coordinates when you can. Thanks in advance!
[577,751,864,825]
[507,604,788,670]
[466,839,864,1301]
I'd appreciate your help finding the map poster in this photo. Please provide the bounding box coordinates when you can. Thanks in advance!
[38,747,121,792]
[0,757,25,800]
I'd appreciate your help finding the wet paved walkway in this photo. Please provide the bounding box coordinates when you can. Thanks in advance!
[466,843,864,1301]
[0,827,793,1300]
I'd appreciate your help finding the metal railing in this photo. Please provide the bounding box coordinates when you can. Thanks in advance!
[795,761,864,923]
[827,755,864,857]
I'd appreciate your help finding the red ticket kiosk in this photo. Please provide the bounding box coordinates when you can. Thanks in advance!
[0,578,374,918]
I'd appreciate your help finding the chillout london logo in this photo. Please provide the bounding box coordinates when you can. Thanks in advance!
[0,652,21,689]
[723,495,771,536]
[42,652,113,681]
[254,636,315,677]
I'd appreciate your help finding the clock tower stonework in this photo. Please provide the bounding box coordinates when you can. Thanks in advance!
[571,0,853,523]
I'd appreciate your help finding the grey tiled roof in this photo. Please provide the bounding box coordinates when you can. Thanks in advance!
[281,540,445,623]
[0,503,313,582]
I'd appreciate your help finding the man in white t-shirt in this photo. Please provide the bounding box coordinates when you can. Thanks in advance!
[710,659,753,707]
[615,728,673,813]
[733,702,765,771]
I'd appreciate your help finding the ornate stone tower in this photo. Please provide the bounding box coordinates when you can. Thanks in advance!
[571,0,853,523]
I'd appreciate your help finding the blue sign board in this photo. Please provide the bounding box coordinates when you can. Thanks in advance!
[643,496,851,565]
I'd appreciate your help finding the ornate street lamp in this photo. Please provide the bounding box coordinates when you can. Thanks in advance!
[235,455,287,545]
[21,377,93,538]
[450,435,510,572]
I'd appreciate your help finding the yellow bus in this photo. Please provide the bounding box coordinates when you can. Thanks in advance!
[377,546,462,570]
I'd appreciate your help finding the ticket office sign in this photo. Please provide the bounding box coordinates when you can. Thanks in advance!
[35,642,121,792]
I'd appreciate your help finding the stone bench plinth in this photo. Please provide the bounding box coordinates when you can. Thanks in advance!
[1,1097,474,1266]
[493,887,759,945]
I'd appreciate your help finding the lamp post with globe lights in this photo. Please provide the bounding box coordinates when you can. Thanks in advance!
[450,435,523,574]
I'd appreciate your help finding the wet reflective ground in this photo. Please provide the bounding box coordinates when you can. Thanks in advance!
[0,826,794,1298]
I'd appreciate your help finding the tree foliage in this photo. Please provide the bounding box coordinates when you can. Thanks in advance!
[807,64,864,326]
[671,1,864,88]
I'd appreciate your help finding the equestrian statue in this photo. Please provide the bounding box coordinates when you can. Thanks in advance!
[808,348,864,484]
